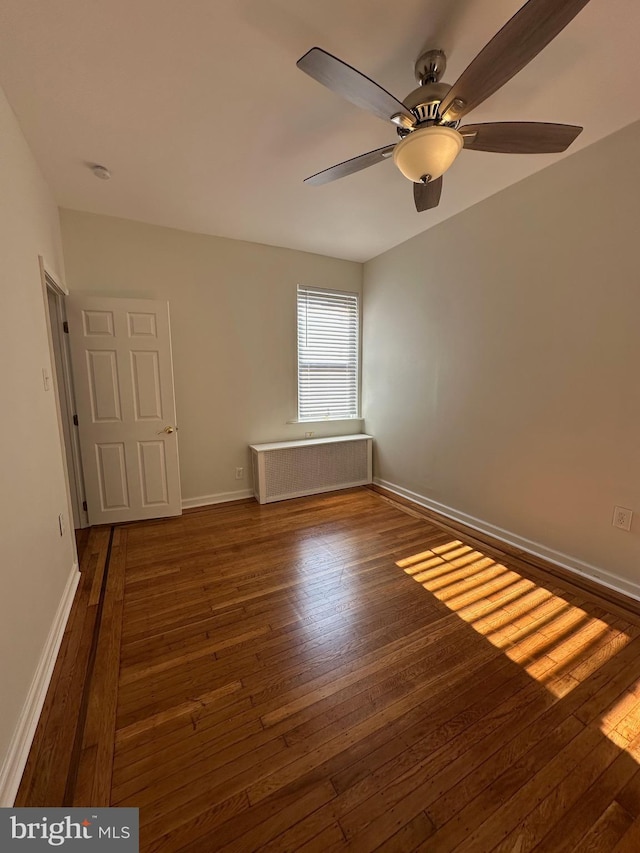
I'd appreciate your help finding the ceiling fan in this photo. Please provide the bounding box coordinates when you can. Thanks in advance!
[297,0,591,212]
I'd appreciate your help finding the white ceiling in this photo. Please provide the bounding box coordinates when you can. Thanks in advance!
[0,0,639,262]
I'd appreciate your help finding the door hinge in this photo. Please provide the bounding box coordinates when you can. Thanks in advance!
[82,500,88,512]
[63,321,69,334]
[73,414,79,426]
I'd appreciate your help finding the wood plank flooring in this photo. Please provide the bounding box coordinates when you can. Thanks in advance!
[17,486,640,851]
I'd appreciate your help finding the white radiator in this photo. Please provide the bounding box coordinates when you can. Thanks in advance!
[249,434,373,504]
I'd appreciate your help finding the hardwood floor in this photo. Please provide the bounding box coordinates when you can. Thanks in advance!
[17,486,640,851]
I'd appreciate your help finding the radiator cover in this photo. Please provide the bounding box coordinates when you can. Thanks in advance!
[249,434,373,504]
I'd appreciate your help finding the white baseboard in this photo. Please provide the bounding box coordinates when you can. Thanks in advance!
[182,489,255,509]
[0,563,80,807]
[374,478,640,603]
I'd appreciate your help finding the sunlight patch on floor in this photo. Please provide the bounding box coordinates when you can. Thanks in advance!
[396,541,640,749]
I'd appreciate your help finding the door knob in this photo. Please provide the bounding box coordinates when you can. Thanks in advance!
[158,426,175,434]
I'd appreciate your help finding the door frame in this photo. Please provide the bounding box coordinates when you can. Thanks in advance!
[39,256,89,529]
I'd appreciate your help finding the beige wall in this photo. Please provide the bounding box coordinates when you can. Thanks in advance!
[363,120,640,588]
[59,211,363,503]
[0,85,76,791]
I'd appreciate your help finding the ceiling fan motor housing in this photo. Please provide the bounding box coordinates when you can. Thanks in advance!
[402,82,457,128]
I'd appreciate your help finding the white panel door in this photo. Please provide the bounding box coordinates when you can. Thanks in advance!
[67,296,181,524]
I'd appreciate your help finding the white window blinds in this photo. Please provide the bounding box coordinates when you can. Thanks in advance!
[297,285,360,421]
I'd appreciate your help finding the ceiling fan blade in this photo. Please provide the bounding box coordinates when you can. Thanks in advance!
[414,177,443,212]
[297,47,415,125]
[304,145,396,186]
[460,122,582,153]
[439,0,592,122]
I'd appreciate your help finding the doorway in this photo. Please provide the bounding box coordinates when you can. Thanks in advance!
[42,263,88,531]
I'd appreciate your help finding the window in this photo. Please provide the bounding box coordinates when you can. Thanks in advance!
[297,285,360,421]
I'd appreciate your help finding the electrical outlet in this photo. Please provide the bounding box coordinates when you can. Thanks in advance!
[235,467,244,480]
[612,506,633,532]
[304,431,314,439]
[58,513,65,536]
[42,368,51,391]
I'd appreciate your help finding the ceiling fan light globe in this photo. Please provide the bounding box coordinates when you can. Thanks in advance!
[392,126,463,183]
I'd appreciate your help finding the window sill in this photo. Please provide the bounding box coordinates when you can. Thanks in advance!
[286,417,363,425]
